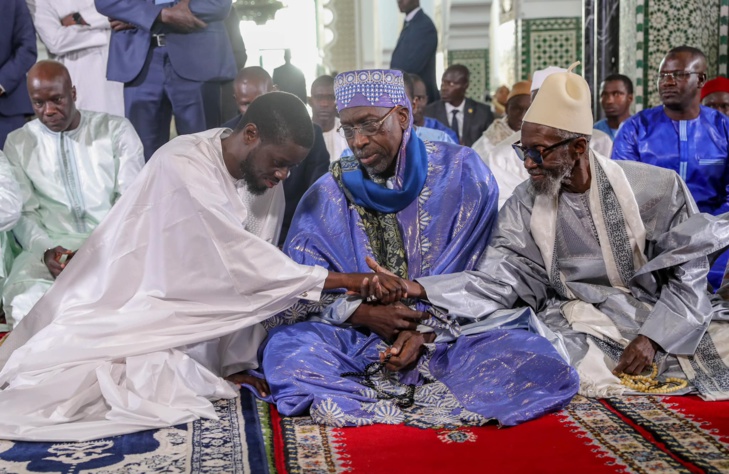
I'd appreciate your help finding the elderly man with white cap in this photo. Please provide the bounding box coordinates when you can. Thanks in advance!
[406,62,729,401]
[478,66,612,209]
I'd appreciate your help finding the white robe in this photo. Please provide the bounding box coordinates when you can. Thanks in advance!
[0,152,21,295]
[31,0,124,116]
[321,117,349,162]
[2,111,144,326]
[0,128,327,441]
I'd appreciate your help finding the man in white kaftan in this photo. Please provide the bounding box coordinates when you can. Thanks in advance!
[1,61,143,327]
[480,67,613,209]
[31,0,124,116]
[0,91,406,442]
[0,152,21,313]
[407,63,729,401]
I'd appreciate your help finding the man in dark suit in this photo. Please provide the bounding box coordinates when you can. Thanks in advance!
[95,0,237,161]
[221,67,329,246]
[0,0,37,148]
[390,0,439,103]
[425,64,494,147]
[272,49,307,104]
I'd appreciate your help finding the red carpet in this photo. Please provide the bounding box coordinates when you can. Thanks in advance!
[263,395,729,473]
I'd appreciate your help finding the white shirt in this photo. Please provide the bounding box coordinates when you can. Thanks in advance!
[322,117,350,163]
[444,100,465,141]
[31,0,124,116]
[404,6,422,22]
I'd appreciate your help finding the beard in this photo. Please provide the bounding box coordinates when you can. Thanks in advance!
[529,158,573,197]
[239,149,268,196]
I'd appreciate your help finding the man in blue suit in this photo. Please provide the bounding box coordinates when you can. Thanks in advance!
[390,0,439,103]
[0,0,37,149]
[95,0,236,161]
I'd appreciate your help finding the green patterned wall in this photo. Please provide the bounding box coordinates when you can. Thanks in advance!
[518,17,582,80]
[448,49,489,100]
[628,0,727,110]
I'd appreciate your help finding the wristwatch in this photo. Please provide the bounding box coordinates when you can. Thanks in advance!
[72,12,83,25]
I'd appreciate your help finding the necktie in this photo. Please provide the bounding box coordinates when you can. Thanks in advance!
[450,109,460,143]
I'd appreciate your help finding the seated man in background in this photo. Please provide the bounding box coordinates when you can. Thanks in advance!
[403,72,454,143]
[0,151,21,329]
[409,73,458,143]
[0,91,406,442]
[425,64,494,147]
[309,74,349,162]
[473,80,531,158]
[701,76,729,116]
[2,60,144,327]
[593,74,633,140]
[409,63,729,400]
[256,69,579,429]
[612,46,729,289]
[222,66,329,245]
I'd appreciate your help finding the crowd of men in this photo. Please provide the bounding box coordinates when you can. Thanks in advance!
[0,0,728,445]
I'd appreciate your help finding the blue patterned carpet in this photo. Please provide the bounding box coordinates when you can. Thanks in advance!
[0,389,269,473]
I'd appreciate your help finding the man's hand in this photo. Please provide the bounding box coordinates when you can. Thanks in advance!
[159,0,207,33]
[380,330,435,372]
[613,335,659,375]
[61,13,87,27]
[109,19,135,32]
[365,256,426,299]
[43,246,75,279]
[225,371,270,397]
[350,301,429,341]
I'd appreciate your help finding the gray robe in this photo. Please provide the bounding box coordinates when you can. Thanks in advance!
[419,160,729,399]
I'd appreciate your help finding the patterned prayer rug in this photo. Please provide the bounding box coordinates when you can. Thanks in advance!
[266,395,729,473]
[1,392,727,473]
[0,390,269,473]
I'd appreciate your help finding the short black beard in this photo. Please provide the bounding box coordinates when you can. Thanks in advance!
[239,155,267,196]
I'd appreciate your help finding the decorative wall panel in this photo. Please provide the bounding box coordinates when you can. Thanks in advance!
[519,17,582,80]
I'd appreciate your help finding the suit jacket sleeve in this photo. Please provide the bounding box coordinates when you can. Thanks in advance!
[0,0,37,96]
[94,0,164,32]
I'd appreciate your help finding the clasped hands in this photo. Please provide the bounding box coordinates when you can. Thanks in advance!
[352,257,432,372]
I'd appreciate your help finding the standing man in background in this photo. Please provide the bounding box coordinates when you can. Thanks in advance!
[95,0,237,161]
[272,49,307,104]
[390,0,439,103]
[31,0,124,117]
[0,0,37,148]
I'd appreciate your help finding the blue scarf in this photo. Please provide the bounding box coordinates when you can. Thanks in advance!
[340,131,428,214]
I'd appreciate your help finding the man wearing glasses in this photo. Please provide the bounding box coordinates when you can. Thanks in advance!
[255,69,580,428]
[612,46,729,290]
[613,46,729,216]
[412,62,729,401]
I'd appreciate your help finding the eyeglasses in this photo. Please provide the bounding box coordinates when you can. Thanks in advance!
[337,106,400,139]
[512,137,578,165]
[658,71,702,82]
